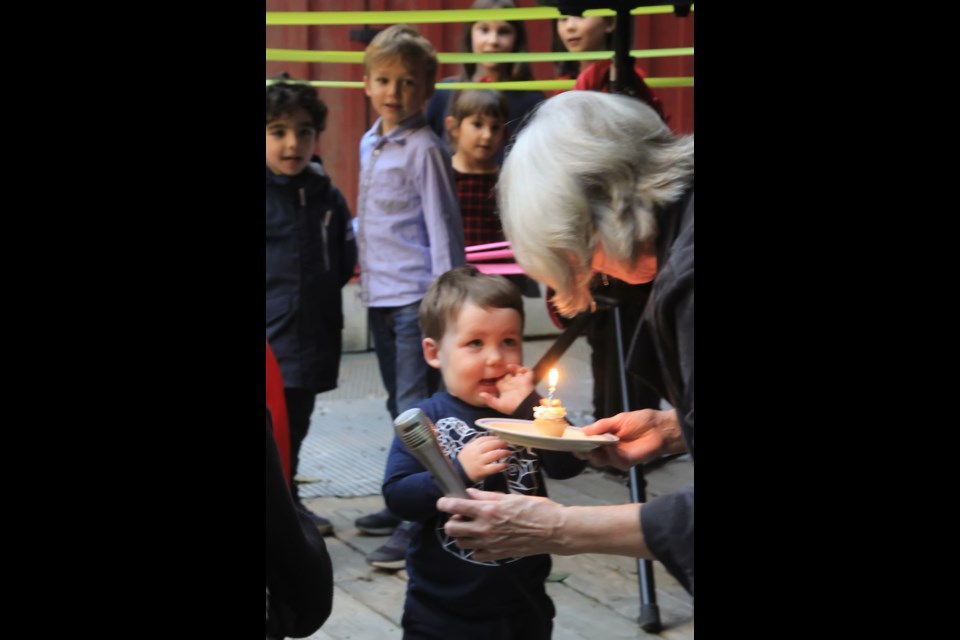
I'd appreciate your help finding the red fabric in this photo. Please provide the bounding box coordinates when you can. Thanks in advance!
[573,59,667,123]
[266,342,291,484]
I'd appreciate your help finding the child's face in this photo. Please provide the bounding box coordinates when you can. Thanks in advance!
[266,107,318,176]
[449,113,505,164]
[471,21,517,76]
[364,60,434,135]
[423,302,523,408]
[557,16,612,53]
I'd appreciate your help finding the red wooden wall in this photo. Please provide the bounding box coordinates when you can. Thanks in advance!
[266,0,694,213]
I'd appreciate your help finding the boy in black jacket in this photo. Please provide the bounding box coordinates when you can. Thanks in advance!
[266,81,357,533]
[382,266,586,639]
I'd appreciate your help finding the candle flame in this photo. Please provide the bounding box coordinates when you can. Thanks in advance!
[548,368,559,388]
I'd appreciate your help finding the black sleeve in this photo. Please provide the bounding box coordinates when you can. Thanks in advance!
[266,409,334,637]
[641,483,694,596]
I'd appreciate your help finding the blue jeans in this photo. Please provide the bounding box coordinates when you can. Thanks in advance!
[369,301,439,419]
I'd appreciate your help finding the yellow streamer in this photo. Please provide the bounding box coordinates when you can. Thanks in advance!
[265,78,693,90]
[266,48,693,64]
[266,5,691,26]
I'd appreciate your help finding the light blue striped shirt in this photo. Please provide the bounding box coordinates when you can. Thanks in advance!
[357,112,465,307]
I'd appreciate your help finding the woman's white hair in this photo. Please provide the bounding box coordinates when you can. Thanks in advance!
[498,91,694,315]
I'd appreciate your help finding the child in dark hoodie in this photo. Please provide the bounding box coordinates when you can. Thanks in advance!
[266,80,357,533]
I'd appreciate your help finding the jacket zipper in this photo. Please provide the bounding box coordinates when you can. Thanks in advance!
[321,209,331,272]
[298,187,332,273]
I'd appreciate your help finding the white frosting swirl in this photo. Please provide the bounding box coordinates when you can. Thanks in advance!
[533,404,567,421]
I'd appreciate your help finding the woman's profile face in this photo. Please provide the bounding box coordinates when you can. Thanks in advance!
[591,244,658,284]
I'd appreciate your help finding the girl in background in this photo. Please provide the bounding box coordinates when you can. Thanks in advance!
[425,0,544,165]
[445,89,538,297]
[445,89,508,248]
[552,14,665,119]
[552,14,615,86]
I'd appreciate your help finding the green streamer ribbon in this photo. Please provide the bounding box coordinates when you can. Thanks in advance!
[266,48,693,64]
[265,78,693,90]
[266,5,691,26]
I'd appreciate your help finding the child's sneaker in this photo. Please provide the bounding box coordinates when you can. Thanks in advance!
[365,522,412,570]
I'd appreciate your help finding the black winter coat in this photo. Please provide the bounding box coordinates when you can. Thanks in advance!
[266,162,357,392]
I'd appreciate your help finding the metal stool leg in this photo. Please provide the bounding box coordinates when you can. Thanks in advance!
[532,302,663,632]
[614,306,662,633]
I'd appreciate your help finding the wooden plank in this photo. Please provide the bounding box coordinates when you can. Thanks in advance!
[336,571,407,628]
[301,585,402,640]
[322,537,407,628]
[548,581,653,640]
[303,495,398,557]
[659,618,696,640]
[552,554,693,632]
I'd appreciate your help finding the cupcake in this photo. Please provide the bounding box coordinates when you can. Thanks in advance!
[533,398,568,437]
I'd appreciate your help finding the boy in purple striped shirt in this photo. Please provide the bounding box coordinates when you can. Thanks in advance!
[354,24,466,565]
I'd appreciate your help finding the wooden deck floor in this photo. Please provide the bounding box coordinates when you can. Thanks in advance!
[301,459,694,640]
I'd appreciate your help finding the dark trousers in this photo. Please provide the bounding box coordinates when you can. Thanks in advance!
[284,387,317,505]
[401,593,553,640]
[369,302,439,420]
[587,281,660,419]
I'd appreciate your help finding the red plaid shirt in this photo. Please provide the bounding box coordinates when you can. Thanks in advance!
[454,169,505,248]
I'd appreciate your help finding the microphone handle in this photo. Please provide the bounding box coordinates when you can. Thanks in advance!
[395,408,470,499]
[417,446,470,499]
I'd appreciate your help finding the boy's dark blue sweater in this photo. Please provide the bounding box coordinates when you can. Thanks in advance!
[383,391,586,619]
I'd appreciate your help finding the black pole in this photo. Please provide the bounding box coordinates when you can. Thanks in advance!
[531,312,593,385]
[610,6,634,96]
[613,306,662,633]
[608,3,662,632]
[534,2,691,630]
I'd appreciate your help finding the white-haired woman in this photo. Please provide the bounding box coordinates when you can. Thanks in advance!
[436,91,695,595]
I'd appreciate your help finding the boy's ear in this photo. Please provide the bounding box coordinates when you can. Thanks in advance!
[422,338,442,369]
[362,75,372,98]
[444,116,458,139]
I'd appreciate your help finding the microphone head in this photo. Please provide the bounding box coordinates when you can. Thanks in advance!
[394,408,436,449]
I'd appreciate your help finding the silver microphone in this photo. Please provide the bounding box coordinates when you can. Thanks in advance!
[394,408,470,499]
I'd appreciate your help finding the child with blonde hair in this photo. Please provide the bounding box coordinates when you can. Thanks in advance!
[354,23,467,567]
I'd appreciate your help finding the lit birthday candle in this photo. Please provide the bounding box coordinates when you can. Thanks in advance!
[535,368,567,437]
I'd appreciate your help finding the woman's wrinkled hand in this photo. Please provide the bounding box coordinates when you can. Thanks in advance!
[436,488,565,561]
[577,408,685,469]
